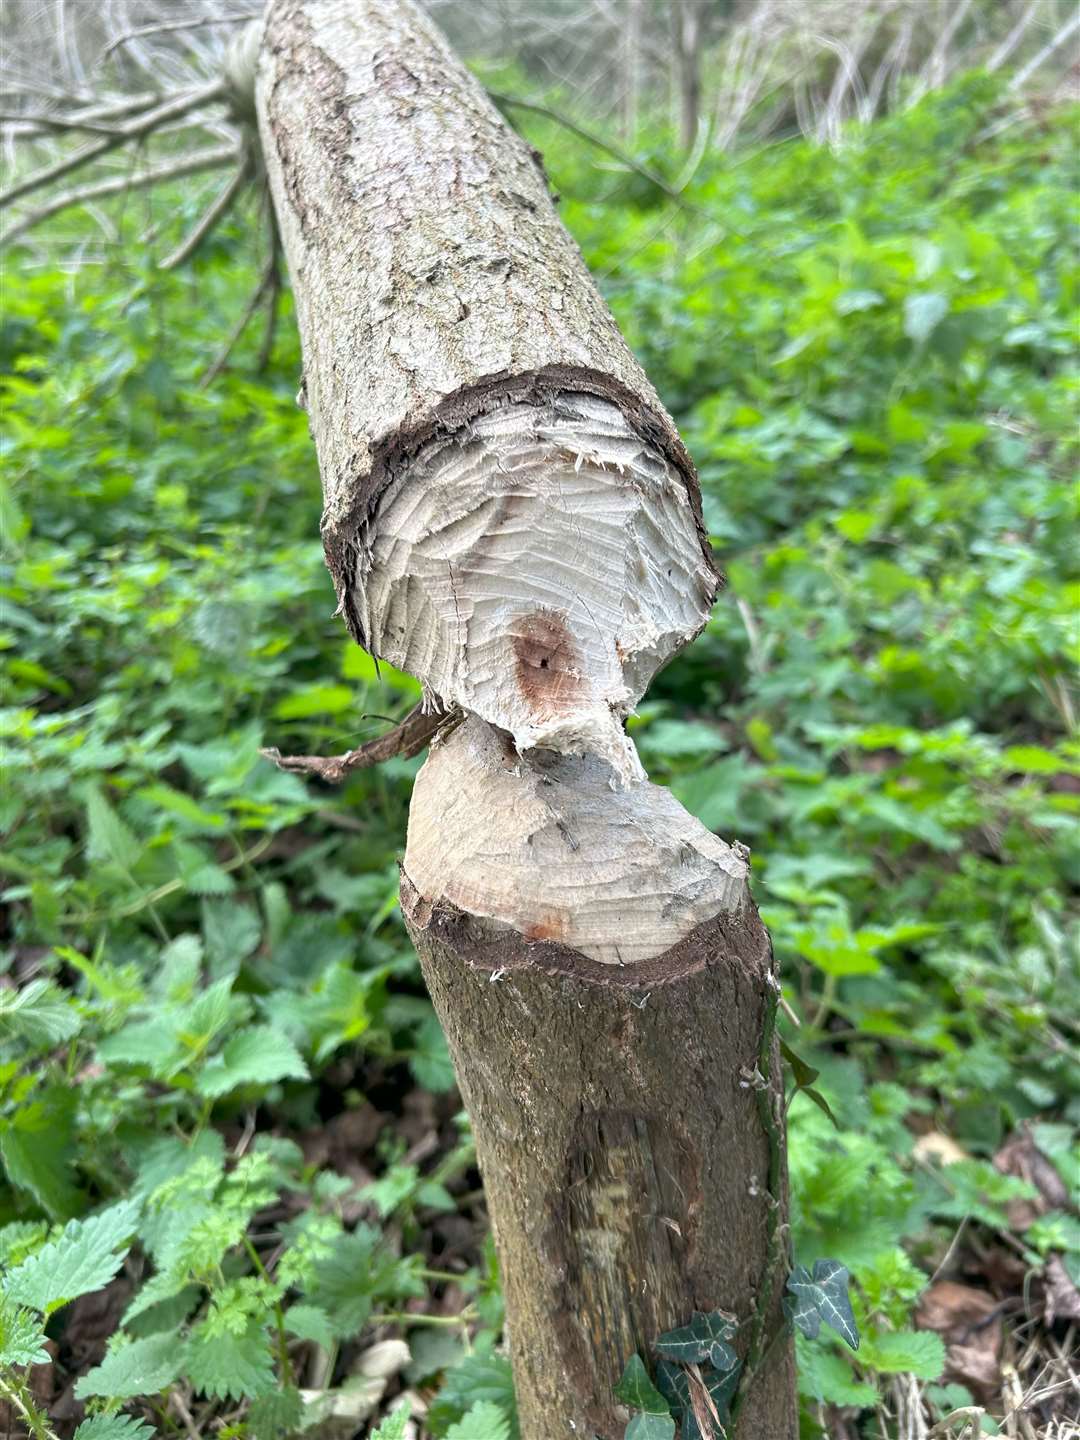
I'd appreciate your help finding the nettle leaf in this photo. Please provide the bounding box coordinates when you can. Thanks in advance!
[0,1295,50,1367]
[626,1415,676,1440]
[445,1401,511,1440]
[0,1220,49,1268]
[410,1012,456,1092]
[372,1402,413,1440]
[75,1331,187,1400]
[427,1353,518,1438]
[284,1302,335,1350]
[7,1198,139,1316]
[73,1417,156,1440]
[903,291,949,345]
[860,1328,945,1379]
[785,1260,859,1350]
[614,1353,669,1413]
[85,785,142,870]
[0,978,81,1048]
[246,1387,304,1440]
[196,1024,309,1098]
[655,1310,738,1372]
[187,1317,276,1399]
[201,898,262,973]
[304,1225,424,1336]
[0,1091,81,1219]
[795,1334,876,1407]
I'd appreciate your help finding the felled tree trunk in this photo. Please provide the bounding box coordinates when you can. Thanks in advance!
[256,2,795,1435]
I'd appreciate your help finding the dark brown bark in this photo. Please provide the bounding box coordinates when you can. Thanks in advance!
[403,875,797,1440]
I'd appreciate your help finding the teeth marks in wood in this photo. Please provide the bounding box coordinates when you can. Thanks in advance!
[403,716,749,967]
[351,391,714,781]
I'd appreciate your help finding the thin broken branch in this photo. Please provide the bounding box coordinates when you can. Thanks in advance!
[102,13,262,61]
[261,705,461,783]
[488,89,699,211]
[0,78,228,210]
[160,151,251,268]
[198,238,277,386]
[1,142,240,247]
[0,110,125,136]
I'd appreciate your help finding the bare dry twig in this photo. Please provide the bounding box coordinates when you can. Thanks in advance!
[261,705,462,783]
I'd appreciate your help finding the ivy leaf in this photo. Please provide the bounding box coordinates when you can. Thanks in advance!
[73,1418,156,1440]
[785,1260,859,1350]
[613,1353,669,1413]
[779,1037,819,1088]
[626,1415,676,1440]
[798,1085,841,1129]
[7,1198,139,1316]
[654,1357,740,1439]
[186,1317,276,1399]
[0,1295,50,1367]
[196,1024,309,1098]
[655,1310,738,1372]
[445,1400,511,1440]
[75,1332,187,1400]
[779,1041,842,1127]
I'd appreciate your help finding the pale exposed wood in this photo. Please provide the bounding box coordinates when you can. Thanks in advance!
[356,393,714,779]
[405,716,748,965]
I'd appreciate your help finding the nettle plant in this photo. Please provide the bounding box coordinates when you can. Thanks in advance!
[0,958,506,1439]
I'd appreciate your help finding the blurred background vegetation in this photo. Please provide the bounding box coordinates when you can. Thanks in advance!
[0,3,1078,1438]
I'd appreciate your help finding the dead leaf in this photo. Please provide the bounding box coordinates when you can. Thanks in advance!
[916,1281,1002,1400]
[1043,1254,1080,1325]
[993,1127,1069,1230]
[914,1132,970,1167]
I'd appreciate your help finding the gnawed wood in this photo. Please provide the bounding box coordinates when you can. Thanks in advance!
[404,716,748,967]
[355,393,714,781]
[255,3,794,1435]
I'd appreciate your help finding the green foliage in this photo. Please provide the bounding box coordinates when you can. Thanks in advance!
[6,1198,138,1316]
[655,1309,739,1372]
[371,1402,413,1440]
[72,1418,155,1440]
[614,1353,670,1412]
[444,1401,511,1440]
[1,64,1076,1439]
[785,1261,860,1350]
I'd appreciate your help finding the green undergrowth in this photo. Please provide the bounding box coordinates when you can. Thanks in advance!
[1,70,1078,1439]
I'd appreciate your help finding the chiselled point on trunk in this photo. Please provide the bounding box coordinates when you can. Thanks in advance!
[403,714,750,969]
